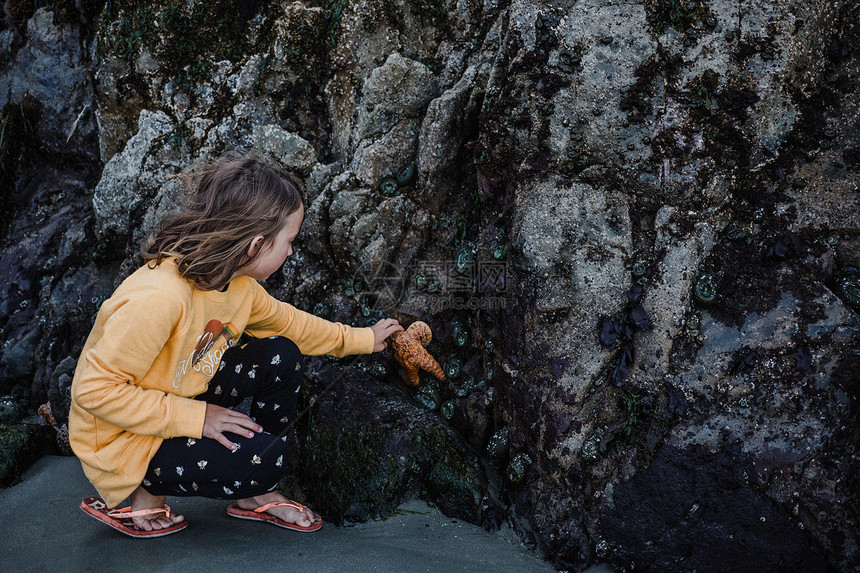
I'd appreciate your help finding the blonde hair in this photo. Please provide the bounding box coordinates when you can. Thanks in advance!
[142,152,303,291]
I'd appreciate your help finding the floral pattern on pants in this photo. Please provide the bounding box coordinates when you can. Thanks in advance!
[141,336,303,499]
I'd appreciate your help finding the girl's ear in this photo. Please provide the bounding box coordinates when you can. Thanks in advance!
[246,235,266,258]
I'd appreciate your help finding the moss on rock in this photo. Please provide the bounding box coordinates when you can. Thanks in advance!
[301,420,483,524]
[99,0,261,91]
[0,423,56,488]
[301,424,403,521]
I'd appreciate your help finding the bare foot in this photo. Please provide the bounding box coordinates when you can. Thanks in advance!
[236,492,315,527]
[128,485,185,531]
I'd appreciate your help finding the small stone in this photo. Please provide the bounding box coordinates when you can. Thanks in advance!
[506,453,532,484]
[487,427,510,458]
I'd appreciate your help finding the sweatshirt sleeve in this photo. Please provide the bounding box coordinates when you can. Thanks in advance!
[244,282,375,357]
[71,285,207,439]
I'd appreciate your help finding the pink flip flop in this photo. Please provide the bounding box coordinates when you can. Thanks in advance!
[80,496,188,538]
[226,500,323,532]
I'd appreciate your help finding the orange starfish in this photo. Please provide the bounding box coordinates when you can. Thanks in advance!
[390,321,446,386]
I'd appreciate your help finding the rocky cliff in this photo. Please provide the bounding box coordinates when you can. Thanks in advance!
[1,1,857,570]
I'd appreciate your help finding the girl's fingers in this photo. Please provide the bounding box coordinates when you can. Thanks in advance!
[216,433,236,450]
[380,321,403,336]
[204,404,265,449]
[223,410,262,432]
[375,318,401,330]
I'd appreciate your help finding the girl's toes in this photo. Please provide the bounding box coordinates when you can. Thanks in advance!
[133,517,153,531]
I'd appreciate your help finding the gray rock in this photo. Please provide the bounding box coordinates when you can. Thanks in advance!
[418,64,485,200]
[47,357,77,426]
[92,110,174,239]
[2,8,96,151]
[251,125,318,172]
[350,120,421,187]
[1,0,859,570]
[633,216,718,390]
[1,327,40,380]
[351,53,436,146]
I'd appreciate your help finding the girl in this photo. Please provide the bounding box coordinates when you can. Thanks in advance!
[70,152,402,537]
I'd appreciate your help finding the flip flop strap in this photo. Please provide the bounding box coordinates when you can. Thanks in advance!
[254,501,305,514]
[108,505,172,520]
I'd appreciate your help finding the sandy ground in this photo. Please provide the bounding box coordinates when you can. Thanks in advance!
[1,455,561,573]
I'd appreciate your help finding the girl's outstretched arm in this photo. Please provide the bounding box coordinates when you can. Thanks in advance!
[246,282,384,356]
[370,318,404,352]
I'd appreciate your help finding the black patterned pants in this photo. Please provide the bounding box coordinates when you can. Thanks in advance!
[141,336,303,500]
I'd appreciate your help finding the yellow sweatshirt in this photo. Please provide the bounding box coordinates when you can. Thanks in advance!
[69,259,375,508]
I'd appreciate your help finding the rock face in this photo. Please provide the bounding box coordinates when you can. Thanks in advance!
[1,1,858,570]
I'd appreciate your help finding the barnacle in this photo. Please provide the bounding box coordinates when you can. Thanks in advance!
[415,383,441,410]
[726,226,747,240]
[444,355,462,379]
[414,270,429,291]
[835,267,860,311]
[343,277,355,297]
[379,176,398,196]
[313,301,333,319]
[450,317,470,347]
[359,294,373,317]
[440,400,455,420]
[416,267,440,293]
[396,162,418,186]
[686,314,701,331]
[365,362,387,379]
[581,429,604,462]
[450,316,466,335]
[455,243,477,274]
[693,274,718,307]
[456,375,476,397]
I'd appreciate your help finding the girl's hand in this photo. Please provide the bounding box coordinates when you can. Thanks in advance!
[370,318,403,352]
[202,403,263,450]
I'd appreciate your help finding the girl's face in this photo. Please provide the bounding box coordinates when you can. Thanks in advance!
[241,205,304,281]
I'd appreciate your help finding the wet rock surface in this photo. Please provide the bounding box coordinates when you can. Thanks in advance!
[291,361,491,525]
[1,1,858,570]
[600,444,829,572]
